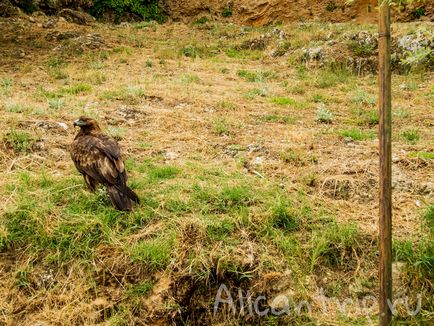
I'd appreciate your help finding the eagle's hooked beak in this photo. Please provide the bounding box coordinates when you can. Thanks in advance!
[73,119,87,127]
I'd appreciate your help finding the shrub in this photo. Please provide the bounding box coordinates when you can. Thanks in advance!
[91,0,166,23]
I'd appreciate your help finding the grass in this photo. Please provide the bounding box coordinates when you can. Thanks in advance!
[401,129,420,144]
[0,19,433,326]
[237,70,276,82]
[261,114,296,124]
[340,128,376,141]
[3,130,37,153]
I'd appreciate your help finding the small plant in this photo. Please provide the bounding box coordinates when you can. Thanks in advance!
[48,98,65,110]
[244,88,268,99]
[411,7,425,19]
[316,104,333,123]
[193,17,209,25]
[352,90,376,106]
[341,128,376,141]
[107,126,126,141]
[423,205,434,236]
[237,70,275,82]
[326,2,337,11]
[126,280,154,297]
[129,234,175,271]
[145,59,153,68]
[261,114,296,124]
[4,130,36,153]
[401,129,420,144]
[47,56,65,69]
[401,47,432,70]
[222,6,233,17]
[4,101,27,113]
[213,118,231,136]
[348,41,375,56]
[217,100,237,111]
[181,44,205,58]
[62,83,92,95]
[1,78,13,95]
[179,73,201,84]
[148,165,180,181]
[408,151,434,160]
[270,200,300,232]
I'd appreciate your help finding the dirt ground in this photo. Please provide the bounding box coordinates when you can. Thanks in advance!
[0,13,433,325]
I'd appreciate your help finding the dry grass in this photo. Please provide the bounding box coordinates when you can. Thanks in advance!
[0,16,433,325]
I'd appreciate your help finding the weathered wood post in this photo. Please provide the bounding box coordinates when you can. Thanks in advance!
[378,0,392,325]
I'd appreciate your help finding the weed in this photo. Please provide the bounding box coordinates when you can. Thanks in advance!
[222,7,233,17]
[217,100,237,111]
[213,118,231,136]
[352,90,377,106]
[148,165,180,181]
[270,200,300,232]
[4,130,36,153]
[316,67,352,88]
[126,280,154,297]
[423,205,434,236]
[47,57,66,69]
[129,234,175,271]
[62,83,92,95]
[107,126,126,141]
[279,149,314,166]
[4,101,29,113]
[408,152,434,160]
[193,17,209,25]
[271,97,306,108]
[401,129,420,144]
[146,59,153,68]
[310,223,361,270]
[207,218,235,241]
[316,104,333,123]
[48,98,65,110]
[179,73,201,84]
[1,78,13,95]
[237,70,275,82]
[341,128,376,141]
[261,114,296,124]
[348,41,375,56]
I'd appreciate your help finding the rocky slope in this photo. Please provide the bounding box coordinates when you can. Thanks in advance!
[163,0,433,25]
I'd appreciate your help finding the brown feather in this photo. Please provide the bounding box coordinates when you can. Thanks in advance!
[70,117,139,211]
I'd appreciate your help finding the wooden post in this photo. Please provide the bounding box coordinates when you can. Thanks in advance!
[378,1,392,325]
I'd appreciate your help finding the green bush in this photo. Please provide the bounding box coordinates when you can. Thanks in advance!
[91,0,166,23]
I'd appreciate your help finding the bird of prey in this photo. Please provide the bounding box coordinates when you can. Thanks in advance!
[70,116,139,211]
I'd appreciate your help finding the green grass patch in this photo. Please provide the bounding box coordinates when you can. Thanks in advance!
[340,128,376,141]
[401,129,420,144]
[129,233,175,271]
[408,152,434,160]
[260,114,296,124]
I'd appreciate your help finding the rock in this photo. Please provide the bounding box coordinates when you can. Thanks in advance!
[57,122,68,130]
[164,151,179,160]
[253,156,264,165]
[16,50,25,58]
[46,30,81,41]
[42,18,57,28]
[59,8,95,25]
[240,34,269,50]
[302,46,324,62]
[397,30,434,53]
[53,33,104,54]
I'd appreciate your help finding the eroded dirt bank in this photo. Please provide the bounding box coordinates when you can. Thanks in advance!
[163,0,433,25]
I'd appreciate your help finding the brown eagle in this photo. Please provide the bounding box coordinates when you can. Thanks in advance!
[70,116,139,211]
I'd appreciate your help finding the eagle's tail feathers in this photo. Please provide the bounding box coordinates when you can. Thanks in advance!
[125,186,140,204]
[107,186,132,211]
